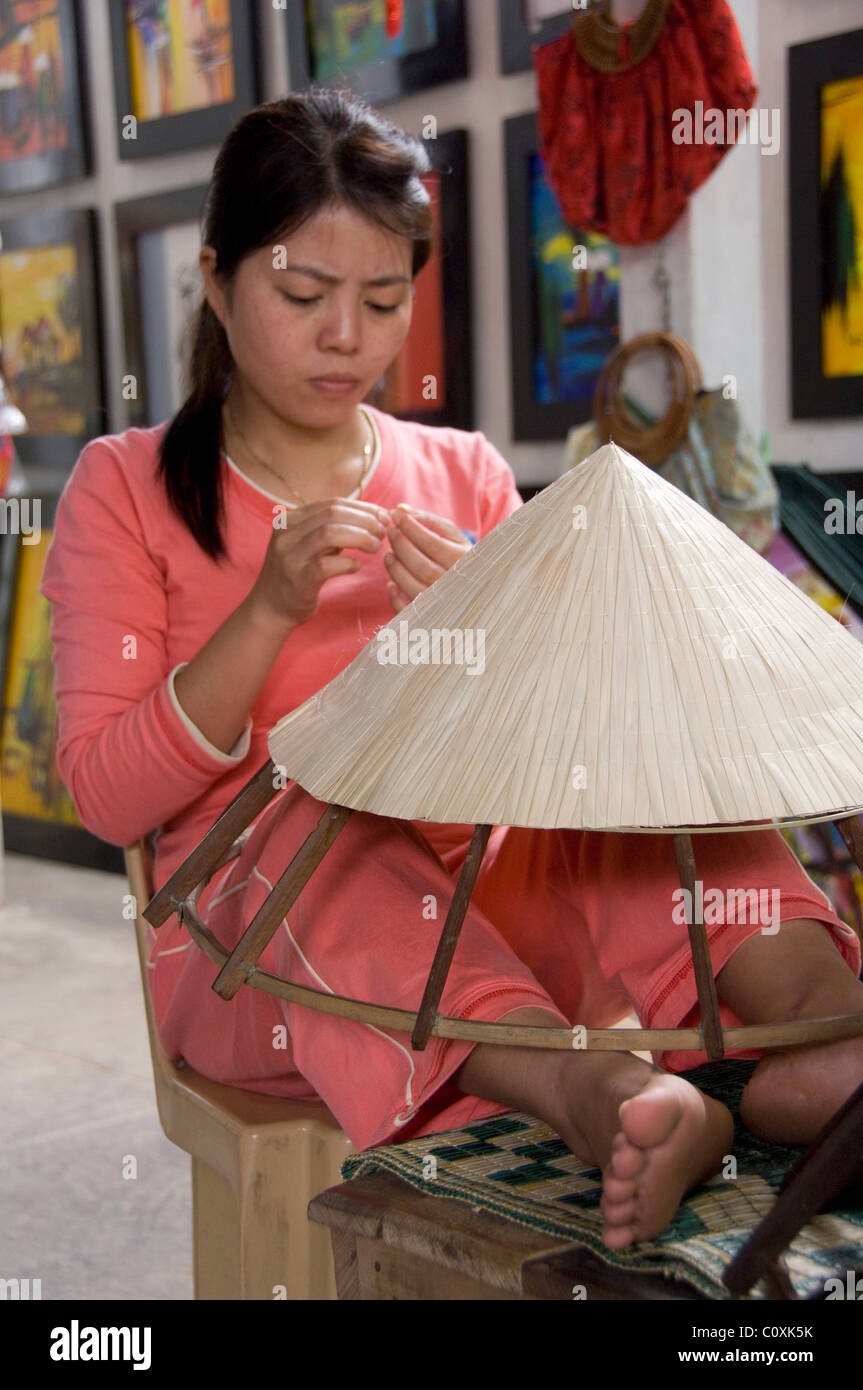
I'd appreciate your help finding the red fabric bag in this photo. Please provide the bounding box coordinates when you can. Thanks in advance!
[532,0,758,245]
[385,0,404,40]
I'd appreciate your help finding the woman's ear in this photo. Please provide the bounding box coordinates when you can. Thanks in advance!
[199,246,227,328]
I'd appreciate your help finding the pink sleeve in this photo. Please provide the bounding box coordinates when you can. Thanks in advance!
[476,434,524,537]
[39,440,252,847]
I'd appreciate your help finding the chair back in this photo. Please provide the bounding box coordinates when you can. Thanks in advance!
[123,835,190,1107]
[122,832,354,1298]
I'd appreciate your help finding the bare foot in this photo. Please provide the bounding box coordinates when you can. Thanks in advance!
[454,1009,733,1251]
[740,1031,863,1146]
[600,1077,733,1250]
[557,1067,734,1250]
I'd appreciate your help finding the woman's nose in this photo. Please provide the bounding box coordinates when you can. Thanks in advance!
[317,299,362,351]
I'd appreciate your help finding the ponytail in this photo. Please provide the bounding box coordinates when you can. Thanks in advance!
[156,298,235,562]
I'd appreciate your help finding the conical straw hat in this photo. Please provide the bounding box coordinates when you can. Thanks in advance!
[268,442,863,830]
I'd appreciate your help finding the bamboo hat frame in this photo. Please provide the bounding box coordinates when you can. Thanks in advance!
[144,444,863,1062]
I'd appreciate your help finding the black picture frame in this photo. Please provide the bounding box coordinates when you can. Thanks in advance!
[505,110,621,441]
[0,0,90,194]
[107,0,260,160]
[498,0,574,75]
[365,127,473,430]
[0,206,106,469]
[284,0,468,103]
[789,27,863,420]
[0,487,123,871]
[115,183,209,429]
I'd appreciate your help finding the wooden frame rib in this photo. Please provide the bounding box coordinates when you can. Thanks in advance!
[212,802,354,1000]
[674,832,724,1061]
[178,883,863,1050]
[144,758,280,927]
[411,823,493,1051]
[142,805,863,1057]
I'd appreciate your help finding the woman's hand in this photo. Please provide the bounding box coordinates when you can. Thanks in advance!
[384,503,473,614]
[248,498,393,630]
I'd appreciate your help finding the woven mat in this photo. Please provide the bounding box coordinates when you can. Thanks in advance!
[341,1060,863,1300]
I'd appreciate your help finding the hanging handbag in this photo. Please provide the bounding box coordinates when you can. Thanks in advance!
[563,332,779,554]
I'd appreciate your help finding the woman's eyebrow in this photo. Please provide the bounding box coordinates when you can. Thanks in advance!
[278,261,411,287]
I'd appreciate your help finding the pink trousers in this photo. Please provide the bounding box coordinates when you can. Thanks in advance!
[149,782,861,1152]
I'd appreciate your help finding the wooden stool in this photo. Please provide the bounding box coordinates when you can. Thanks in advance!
[308,1172,711,1300]
[125,835,355,1299]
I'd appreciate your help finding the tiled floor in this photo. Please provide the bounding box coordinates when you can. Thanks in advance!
[0,851,192,1300]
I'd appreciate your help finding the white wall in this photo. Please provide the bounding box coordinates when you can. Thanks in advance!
[759,0,863,471]
[688,0,764,442]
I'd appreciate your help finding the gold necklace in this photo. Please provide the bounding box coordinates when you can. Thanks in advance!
[224,400,374,506]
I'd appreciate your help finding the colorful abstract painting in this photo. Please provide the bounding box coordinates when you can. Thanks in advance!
[306,0,437,80]
[1,529,80,826]
[0,0,69,163]
[530,152,620,408]
[126,0,235,121]
[821,73,863,378]
[0,240,85,435]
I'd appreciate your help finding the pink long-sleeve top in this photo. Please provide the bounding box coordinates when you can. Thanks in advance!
[39,403,525,893]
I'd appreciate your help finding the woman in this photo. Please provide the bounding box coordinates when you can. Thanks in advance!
[40,89,863,1251]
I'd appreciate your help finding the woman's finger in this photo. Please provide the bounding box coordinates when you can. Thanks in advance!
[391,507,469,567]
[387,513,470,580]
[392,503,464,539]
[385,523,446,590]
[387,580,411,614]
[380,544,428,600]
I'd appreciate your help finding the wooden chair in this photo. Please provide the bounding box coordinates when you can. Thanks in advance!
[123,834,355,1300]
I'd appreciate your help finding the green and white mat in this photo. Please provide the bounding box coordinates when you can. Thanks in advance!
[341,1060,863,1300]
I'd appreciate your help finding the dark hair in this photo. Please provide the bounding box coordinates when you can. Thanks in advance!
[157,88,434,562]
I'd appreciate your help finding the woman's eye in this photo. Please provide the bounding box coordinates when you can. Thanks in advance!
[281,292,399,313]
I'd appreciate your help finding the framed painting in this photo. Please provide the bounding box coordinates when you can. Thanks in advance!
[790,27,863,419]
[497,0,576,76]
[0,207,106,468]
[364,128,472,430]
[115,183,208,428]
[107,0,260,160]
[284,0,467,103]
[0,0,90,194]
[0,488,123,870]
[505,111,620,441]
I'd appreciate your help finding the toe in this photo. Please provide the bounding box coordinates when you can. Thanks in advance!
[602,1172,637,1205]
[610,1141,646,1181]
[601,1196,637,1225]
[602,1223,635,1250]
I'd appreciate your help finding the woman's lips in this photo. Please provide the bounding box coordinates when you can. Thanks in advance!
[310,377,360,394]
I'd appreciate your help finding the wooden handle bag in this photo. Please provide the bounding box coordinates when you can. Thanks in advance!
[593,331,702,467]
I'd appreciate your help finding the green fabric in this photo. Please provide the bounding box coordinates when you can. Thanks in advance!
[341,1059,863,1300]
[773,464,863,621]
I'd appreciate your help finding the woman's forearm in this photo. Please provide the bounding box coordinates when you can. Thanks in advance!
[173,594,298,755]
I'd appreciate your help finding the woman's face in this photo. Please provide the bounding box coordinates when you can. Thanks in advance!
[202,201,415,425]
